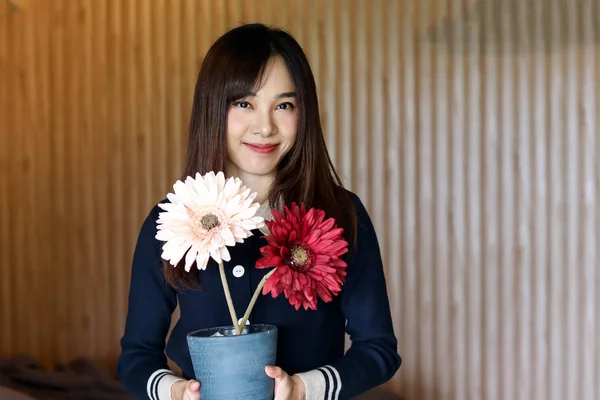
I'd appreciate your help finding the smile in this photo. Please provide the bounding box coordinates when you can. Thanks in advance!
[244,143,279,154]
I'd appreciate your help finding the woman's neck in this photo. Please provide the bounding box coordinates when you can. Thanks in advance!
[224,167,273,205]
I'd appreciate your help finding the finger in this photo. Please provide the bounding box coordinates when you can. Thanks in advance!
[184,388,201,400]
[184,389,201,400]
[265,365,284,380]
[186,380,201,392]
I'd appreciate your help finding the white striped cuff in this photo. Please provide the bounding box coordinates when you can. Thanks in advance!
[295,365,342,400]
[147,369,185,400]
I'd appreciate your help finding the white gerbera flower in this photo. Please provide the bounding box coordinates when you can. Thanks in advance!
[155,171,265,271]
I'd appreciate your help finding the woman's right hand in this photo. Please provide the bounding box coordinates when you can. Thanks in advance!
[170,379,201,400]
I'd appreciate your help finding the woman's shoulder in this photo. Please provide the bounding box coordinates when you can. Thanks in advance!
[336,187,370,220]
[141,198,167,222]
[136,198,170,239]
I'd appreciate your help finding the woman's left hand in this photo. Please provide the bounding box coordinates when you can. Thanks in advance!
[265,365,306,400]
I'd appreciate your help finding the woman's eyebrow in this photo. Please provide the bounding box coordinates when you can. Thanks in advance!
[243,91,296,98]
[240,92,297,99]
[276,91,296,98]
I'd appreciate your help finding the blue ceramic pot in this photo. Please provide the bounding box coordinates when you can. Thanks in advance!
[186,324,278,400]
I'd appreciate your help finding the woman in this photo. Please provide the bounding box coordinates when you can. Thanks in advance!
[117,23,401,400]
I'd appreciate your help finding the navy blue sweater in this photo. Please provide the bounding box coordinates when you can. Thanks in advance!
[117,191,401,399]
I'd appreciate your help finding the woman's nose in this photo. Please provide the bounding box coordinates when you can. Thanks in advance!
[253,110,275,137]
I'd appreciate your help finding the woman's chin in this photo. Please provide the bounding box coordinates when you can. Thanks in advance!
[234,165,278,178]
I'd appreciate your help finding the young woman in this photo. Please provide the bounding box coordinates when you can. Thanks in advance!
[117,23,401,400]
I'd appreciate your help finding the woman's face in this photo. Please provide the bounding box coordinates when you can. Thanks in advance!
[225,56,298,180]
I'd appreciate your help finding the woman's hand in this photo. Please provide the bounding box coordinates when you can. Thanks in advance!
[170,379,201,400]
[265,366,306,400]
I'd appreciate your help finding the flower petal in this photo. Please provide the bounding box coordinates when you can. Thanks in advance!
[220,246,231,262]
[196,251,209,270]
[162,240,191,266]
[215,171,226,191]
[184,246,198,272]
[220,227,236,246]
[209,247,222,264]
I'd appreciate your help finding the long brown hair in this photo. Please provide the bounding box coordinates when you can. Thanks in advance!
[164,23,357,289]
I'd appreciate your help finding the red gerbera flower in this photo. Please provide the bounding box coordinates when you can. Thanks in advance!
[256,203,349,311]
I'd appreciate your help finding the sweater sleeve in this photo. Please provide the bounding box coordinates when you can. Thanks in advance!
[117,205,181,399]
[296,194,402,400]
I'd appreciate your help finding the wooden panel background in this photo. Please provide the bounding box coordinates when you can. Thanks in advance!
[1,1,599,399]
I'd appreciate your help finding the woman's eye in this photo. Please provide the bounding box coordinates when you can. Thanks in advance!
[277,102,295,110]
[233,101,251,108]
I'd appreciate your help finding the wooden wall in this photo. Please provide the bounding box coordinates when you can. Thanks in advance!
[1,1,600,399]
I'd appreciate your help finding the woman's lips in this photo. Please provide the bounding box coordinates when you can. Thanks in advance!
[244,143,279,154]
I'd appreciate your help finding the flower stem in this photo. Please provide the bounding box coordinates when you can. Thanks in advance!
[238,268,277,330]
[218,261,240,334]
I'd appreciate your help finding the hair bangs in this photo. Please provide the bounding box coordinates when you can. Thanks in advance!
[222,38,274,103]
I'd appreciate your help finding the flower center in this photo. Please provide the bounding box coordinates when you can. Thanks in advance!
[291,247,309,264]
[200,213,220,230]
[287,243,314,272]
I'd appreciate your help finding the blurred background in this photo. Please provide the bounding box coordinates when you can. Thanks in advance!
[1,0,599,399]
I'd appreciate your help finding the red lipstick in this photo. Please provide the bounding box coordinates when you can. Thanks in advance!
[244,143,279,154]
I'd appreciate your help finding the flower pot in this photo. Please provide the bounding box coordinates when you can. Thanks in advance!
[186,324,278,400]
